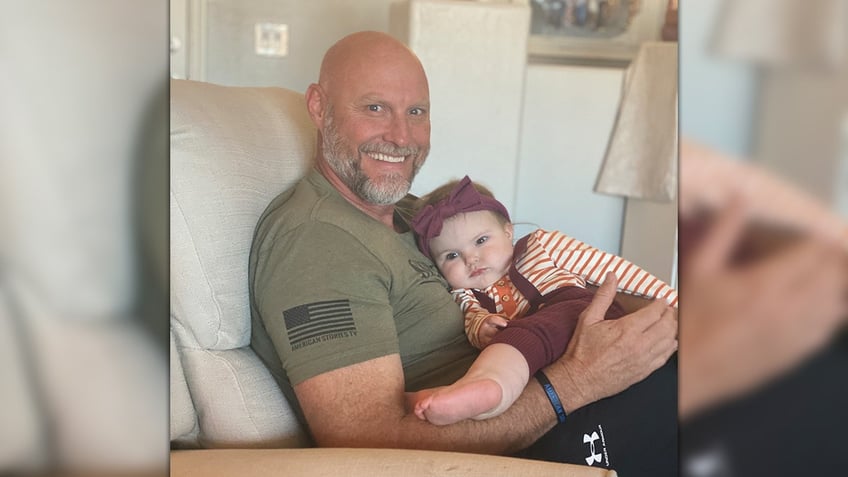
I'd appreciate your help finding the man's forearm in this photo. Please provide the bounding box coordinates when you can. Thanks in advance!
[297,354,560,455]
[390,361,598,454]
[389,381,558,455]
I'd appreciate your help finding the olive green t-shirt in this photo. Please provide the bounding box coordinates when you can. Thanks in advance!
[249,169,477,426]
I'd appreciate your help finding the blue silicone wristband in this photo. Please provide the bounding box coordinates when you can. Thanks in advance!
[536,370,567,424]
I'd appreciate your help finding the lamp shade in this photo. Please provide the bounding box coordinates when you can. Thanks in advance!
[595,41,678,201]
[712,0,846,69]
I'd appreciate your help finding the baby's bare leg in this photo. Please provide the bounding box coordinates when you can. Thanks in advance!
[414,344,530,425]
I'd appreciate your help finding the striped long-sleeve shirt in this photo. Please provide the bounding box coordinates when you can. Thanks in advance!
[454,229,678,348]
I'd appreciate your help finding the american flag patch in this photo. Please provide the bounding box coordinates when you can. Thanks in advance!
[283,299,357,350]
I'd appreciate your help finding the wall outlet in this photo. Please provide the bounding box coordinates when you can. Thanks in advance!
[254,23,288,57]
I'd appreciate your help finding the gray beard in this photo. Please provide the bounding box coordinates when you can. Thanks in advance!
[322,115,420,206]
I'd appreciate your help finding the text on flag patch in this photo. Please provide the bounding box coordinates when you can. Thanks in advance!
[283,299,357,350]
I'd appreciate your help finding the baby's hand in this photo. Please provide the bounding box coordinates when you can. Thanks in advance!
[478,314,509,347]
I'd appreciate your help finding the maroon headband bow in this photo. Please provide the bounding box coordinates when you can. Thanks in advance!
[411,175,510,258]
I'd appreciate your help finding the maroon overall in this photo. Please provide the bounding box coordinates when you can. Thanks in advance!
[472,235,627,376]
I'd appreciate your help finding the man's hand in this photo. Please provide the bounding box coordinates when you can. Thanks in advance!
[545,272,678,413]
[678,201,848,419]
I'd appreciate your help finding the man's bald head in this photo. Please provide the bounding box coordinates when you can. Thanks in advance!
[318,31,427,97]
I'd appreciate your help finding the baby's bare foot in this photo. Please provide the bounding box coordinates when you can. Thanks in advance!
[422,378,503,426]
[407,387,442,414]
[413,395,433,421]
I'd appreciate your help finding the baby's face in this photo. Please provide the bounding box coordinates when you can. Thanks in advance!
[428,210,514,290]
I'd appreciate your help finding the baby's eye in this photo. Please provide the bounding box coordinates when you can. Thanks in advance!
[367,104,383,112]
[445,252,459,261]
[476,236,489,245]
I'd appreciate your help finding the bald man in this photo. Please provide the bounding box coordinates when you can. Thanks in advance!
[250,31,678,474]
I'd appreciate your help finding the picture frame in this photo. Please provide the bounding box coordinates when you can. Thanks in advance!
[518,0,669,65]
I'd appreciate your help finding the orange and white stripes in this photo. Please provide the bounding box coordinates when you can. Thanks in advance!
[525,229,678,307]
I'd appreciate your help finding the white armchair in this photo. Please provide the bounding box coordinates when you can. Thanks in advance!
[169,78,616,476]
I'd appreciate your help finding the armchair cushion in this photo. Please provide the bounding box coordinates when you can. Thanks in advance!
[170,329,198,444]
[180,346,309,448]
[170,79,315,447]
[170,79,315,350]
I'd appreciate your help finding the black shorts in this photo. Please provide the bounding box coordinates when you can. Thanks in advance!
[515,355,678,477]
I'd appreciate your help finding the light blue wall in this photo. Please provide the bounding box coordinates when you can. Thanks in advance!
[680,0,759,157]
[196,0,395,92]
[514,64,626,256]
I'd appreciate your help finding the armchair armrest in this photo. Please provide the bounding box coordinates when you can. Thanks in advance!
[171,448,617,477]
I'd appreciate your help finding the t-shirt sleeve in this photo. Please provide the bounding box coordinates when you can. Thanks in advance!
[253,221,401,385]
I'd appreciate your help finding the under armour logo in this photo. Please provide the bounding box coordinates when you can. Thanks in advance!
[583,432,602,466]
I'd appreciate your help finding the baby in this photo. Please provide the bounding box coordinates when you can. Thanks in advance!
[409,175,677,425]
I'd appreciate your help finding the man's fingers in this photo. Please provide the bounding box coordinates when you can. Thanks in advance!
[775,243,848,338]
[618,303,678,368]
[752,237,840,296]
[687,199,749,277]
[650,338,678,375]
[646,306,680,346]
[639,307,679,375]
[619,299,671,333]
[581,272,618,325]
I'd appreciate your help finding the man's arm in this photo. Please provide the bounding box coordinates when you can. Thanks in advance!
[296,353,554,454]
[296,274,678,454]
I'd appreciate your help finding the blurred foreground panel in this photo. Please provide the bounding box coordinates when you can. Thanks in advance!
[680,1,848,476]
[0,1,168,475]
